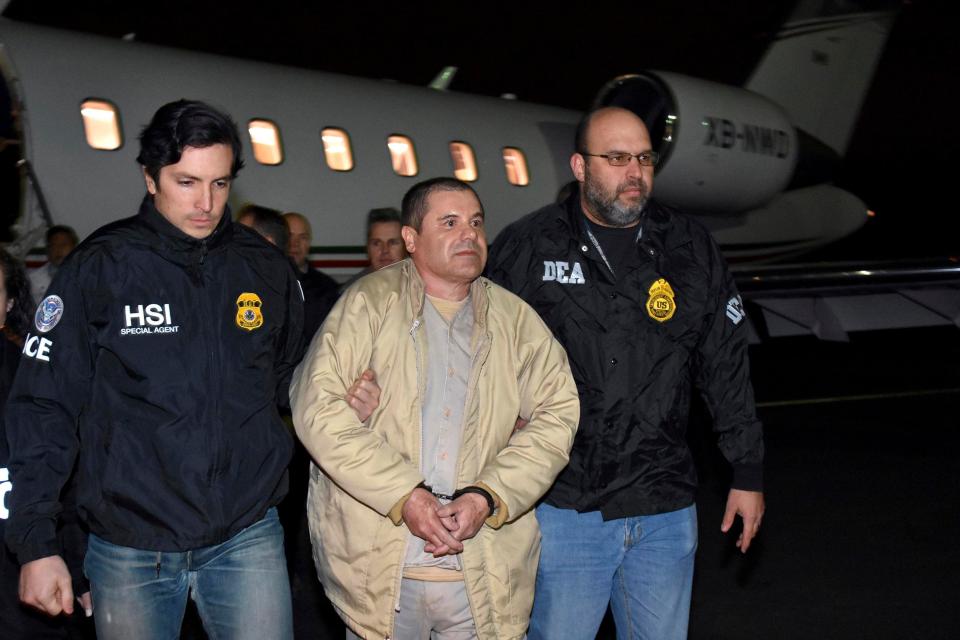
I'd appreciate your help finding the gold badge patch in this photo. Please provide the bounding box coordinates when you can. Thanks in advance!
[646,278,676,322]
[236,292,264,331]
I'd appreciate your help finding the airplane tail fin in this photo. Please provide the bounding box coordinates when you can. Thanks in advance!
[745,1,897,155]
[429,66,458,91]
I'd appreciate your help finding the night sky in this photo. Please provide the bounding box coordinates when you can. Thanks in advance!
[3,0,957,260]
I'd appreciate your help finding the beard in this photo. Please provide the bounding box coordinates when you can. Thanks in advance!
[583,170,648,227]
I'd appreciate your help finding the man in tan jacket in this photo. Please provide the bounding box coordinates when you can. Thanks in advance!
[291,177,579,639]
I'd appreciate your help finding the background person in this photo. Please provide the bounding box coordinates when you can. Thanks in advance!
[282,212,338,341]
[340,207,407,291]
[27,225,78,301]
[365,206,406,271]
[237,204,290,248]
[0,248,91,638]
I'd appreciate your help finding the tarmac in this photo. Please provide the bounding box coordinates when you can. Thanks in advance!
[116,326,960,639]
[284,326,960,639]
[681,326,960,640]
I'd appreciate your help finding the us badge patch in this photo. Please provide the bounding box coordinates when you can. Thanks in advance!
[646,278,676,323]
[235,292,264,331]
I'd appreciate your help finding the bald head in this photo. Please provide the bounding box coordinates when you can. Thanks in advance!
[284,212,312,272]
[575,107,652,157]
[571,107,655,227]
[283,212,311,233]
[575,107,647,154]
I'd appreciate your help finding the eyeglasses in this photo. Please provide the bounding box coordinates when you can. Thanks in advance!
[579,151,659,167]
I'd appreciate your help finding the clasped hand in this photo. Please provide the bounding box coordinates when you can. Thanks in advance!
[402,488,490,557]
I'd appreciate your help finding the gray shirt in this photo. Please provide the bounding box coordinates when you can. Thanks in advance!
[404,296,475,570]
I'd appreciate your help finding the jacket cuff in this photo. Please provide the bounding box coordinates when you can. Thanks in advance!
[474,482,509,529]
[72,574,91,600]
[388,487,418,526]
[731,463,764,492]
[16,540,63,567]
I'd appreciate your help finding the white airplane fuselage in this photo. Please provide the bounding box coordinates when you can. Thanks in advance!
[0,12,890,270]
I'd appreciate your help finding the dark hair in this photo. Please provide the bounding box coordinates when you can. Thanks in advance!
[0,248,34,338]
[137,99,244,184]
[366,207,401,238]
[237,204,289,248]
[400,178,479,232]
[46,225,79,246]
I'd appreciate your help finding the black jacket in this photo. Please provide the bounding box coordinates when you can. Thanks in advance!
[486,192,763,518]
[296,264,339,342]
[2,335,88,637]
[4,197,304,564]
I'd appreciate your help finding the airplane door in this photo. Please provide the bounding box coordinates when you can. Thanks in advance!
[0,53,23,241]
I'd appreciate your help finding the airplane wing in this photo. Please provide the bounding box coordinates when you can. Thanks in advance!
[735,258,960,342]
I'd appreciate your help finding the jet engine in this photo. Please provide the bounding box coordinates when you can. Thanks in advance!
[594,72,798,213]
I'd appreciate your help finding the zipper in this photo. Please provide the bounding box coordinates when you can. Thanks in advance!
[210,253,224,539]
[196,241,225,538]
[453,328,490,501]
[449,307,492,633]
[390,316,425,621]
[389,551,405,630]
[410,317,425,478]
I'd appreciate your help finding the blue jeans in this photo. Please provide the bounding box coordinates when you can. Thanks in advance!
[84,507,292,640]
[528,503,697,640]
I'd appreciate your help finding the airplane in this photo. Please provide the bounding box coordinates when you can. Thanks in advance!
[0,2,957,340]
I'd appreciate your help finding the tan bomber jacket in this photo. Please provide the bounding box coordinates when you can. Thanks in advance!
[290,259,579,639]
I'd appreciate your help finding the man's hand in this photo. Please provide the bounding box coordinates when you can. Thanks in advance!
[721,489,765,553]
[19,555,74,616]
[346,369,381,422]
[435,493,489,544]
[402,488,464,557]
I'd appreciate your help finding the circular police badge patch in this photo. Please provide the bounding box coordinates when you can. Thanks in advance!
[35,295,65,333]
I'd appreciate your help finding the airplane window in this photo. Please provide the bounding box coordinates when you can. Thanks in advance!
[248,119,283,165]
[449,142,477,182]
[80,99,122,150]
[503,147,529,186]
[387,135,418,177]
[321,128,354,171]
